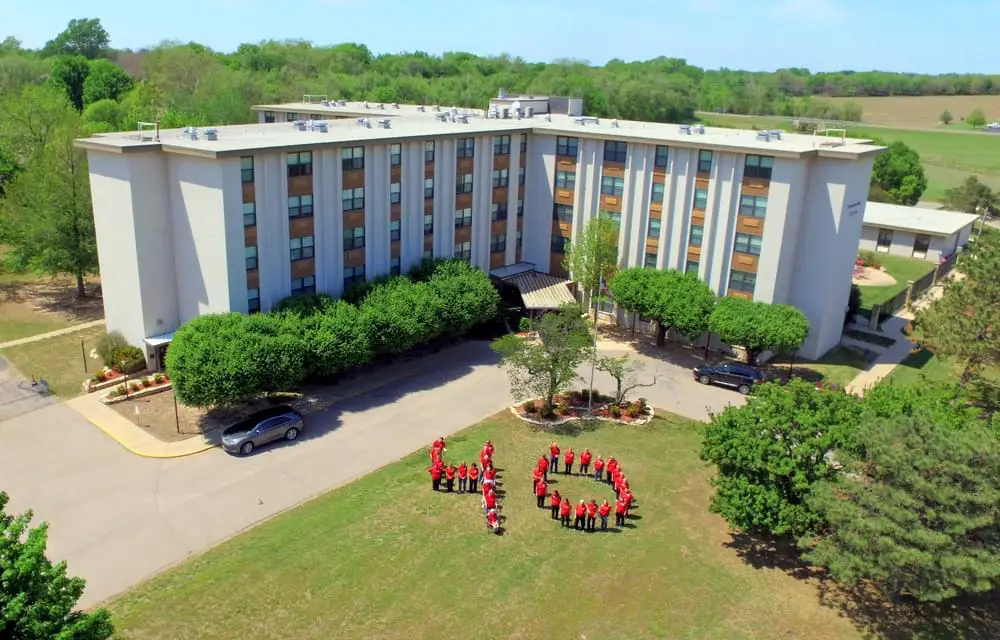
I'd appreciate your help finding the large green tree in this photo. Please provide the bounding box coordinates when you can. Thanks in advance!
[804,412,1000,602]
[966,108,987,128]
[48,55,90,111]
[870,140,927,206]
[708,297,810,364]
[82,59,134,105]
[563,216,620,311]
[43,18,110,60]
[0,491,114,639]
[944,175,997,216]
[609,267,716,345]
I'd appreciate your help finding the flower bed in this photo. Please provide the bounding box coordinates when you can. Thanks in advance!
[100,373,172,404]
[82,368,151,394]
[511,390,655,426]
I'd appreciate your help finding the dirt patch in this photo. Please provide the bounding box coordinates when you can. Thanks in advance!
[827,95,1000,128]
[852,266,897,287]
[0,275,104,341]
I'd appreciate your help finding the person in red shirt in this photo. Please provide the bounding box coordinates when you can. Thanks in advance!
[484,440,494,458]
[615,497,627,527]
[563,449,576,475]
[533,466,544,495]
[623,488,634,516]
[574,500,587,530]
[599,499,612,530]
[559,498,571,527]
[433,437,446,453]
[579,449,592,476]
[484,489,498,511]
[586,499,598,531]
[468,463,480,493]
[606,457,617,483]
[549,441,561,473]
[445,463,457,492]
[535,478,548,508]
[593,456,605,482]
[480,448,491,471]
[430,446,441,464]
[457,462,468,493]
[486,507,499,532]
[428,462,443,491]
[537,455,549,482]
[549,490,562,520]
[483,464,497,491]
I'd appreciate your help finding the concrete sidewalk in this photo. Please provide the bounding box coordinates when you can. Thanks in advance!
[0,319,104,350]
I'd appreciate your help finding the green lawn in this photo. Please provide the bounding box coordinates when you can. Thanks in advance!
[108,413,868,640]
[857,254,935,309]
[0,326,106,396]
[882,348,958,388]
[771,345,871,388]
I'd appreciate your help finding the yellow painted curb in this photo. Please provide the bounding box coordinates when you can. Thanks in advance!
[83,418,218,459]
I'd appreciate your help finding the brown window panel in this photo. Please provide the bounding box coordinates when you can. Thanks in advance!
[242,182,255,204]
[552,220,572,236]
[287,175,313,197]
[391,240,401,258]
[697,170,710,180]
[650,201,663,214]
[554,188,574,205]
[493,155,509,170]
[424,199,434,214]
[556,158,577,171]
[490,252,505,270]
[517,217,524,230]
[652,170,667,181]
[492,220,507,235]
[687,246,702,260]
[391,203,402,220]
[456,193,473,209]
[599,194,622,211]
[736,216,765,235]
[344,210,366,229]
[518,185,524,199]
[727,290,753,300]
[390,165,402,182]
[457,157,474,174]
[424,163,434,179]
[344,248,365,267]
[602,163,625,176]
[691,212,706,225]
[424,238,433,252]
[289,216,314,238]
[645,238,659,252]
[454,226,472,243]
[695,177,710,189]
[244,226,257,247]
[290,258,315,279]
[741,177,770,196]
[246,269,259,289]
[520,152,526,165]
[732,252,759,273]
[343,169,364,189]
[493,187,508,202]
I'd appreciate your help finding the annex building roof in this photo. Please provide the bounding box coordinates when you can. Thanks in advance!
[863,201,979,237]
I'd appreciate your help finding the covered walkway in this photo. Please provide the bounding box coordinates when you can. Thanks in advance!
[489,262,577,311]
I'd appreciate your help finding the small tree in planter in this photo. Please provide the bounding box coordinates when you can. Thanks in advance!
[595,354,658,406]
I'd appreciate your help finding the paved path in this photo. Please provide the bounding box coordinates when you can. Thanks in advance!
[0,339,738,609]
[0,356,56,421]
[0,319,104,350]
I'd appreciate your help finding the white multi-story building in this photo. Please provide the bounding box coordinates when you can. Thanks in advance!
[76,96,883,368]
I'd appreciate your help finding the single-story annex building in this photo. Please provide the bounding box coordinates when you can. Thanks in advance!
[859,201,978,262]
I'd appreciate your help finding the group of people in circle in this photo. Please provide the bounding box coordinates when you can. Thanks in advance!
[427,436,503,533]
[533,440,635,531]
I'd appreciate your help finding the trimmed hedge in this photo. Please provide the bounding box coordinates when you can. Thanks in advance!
[166,259,500,407]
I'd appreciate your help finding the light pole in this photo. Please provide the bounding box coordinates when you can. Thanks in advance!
[976,205,987,237]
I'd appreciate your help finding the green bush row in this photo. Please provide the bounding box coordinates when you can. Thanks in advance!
[165,259,501,408]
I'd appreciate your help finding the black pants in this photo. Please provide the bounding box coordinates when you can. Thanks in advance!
[550,505,559,519]
[432,478,441,491]
[616,513,625,527]
[574,516,584,530]
[587,516,596,531]
[580,463,589,475]
[536,495,545,508]
[446,479,454,492]
[561,515,570,527]
[564,463,573,475]
[606,469,613,482]
[469,479,478,493]
[458,477,467,493]
[532,478,538,495]
[550,457,558,473]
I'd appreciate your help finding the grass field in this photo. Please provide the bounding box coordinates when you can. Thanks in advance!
[0,325,106,396]
[109,412,876,640]
[770,345,871,388]
[856,254,935,309]
[826,95,1000,129]
[0,270,104,343]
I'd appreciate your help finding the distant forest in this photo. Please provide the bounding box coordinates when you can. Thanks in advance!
[2,17,1000,131]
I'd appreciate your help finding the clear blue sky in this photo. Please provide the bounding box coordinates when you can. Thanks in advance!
[5,0,996,73]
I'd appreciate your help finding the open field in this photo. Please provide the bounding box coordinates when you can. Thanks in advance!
[108,412,883,640]
[826,95,1000,129]
[0,271,104,343]
[697,113,1000,201]
[0,325,106,397]
[856,254,935,309]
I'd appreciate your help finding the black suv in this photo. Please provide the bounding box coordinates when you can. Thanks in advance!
[692,361,767,395]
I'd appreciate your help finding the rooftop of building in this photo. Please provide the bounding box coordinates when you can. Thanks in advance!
[76,99,884,160]
[863,201,980,236]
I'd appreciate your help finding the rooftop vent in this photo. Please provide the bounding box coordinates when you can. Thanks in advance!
[363,101,370,109]
[435,112,449,122]
[525,106,534,118]
[293,120,308,131]
[768,129,783,140]
[432,105,440,112]
[678,125,692,135]
[611,119,619,128]
[417,105,426,112]
[338,99,347,107]
[203,128,218,141]
[574,116,600,126]
[391,103,400,109]
[321,100,331,107]
[457,114,469,124]
[183,127,199,140]
[695,124,706,135]
[377,119,392,129]
[311,121,329,133]
[356,118,371,128]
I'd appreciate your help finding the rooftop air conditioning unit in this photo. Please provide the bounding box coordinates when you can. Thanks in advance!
[417,105,426,112]
[338,99,347,106]
[314,122,329,133]
[457,115,469,124]
[392,103,400,109]
[695,125,706,134]
[363,101,370,109]
[183,127,199,140]
[768,129,783,140]
[611,119,619,128]
[756,131,772,142]
[678,125,692,135]
[321,100,331,107]
[203,128,218,141]
[378,119,391,129]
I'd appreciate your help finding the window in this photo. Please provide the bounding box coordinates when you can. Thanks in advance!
[263,112,275,124]
[551,235,570,253]
[288,194,314,218]
[390,256,401,275]
[390,182,401,204]
[520,134,528,153]
[697,149,713,174]
[457,137,475,159]
[555,170,576,190]
[689,224,704,247]
[242,202,256,227]
[247,288,260,313]
[424,141,435,162]
[733,232,762,256]
[516,229,523,250]
[455,241,472,260]
[651,182,665,203]
[390,219,401,241]
[455,208,473,228]
[287,151,313,177]
[493,135,510,155]
[290,236,314,261]
[341,146,364,171]
[876,228,893,252]
[553,203,573,223]
[601,175,625,196]
[245,245,258,270]
[291,275,316,295]
[912,233,931,259]
[601,210,622,227]
[744,154,774,180]
[517,199,524,217]
[424,178,434,199]
[342,187,364,211]
[604,140,627,163]
[693,188,708,210]
[654,145,669,169]
[644,252,657,268]
[390,143,401,167]
[490,233,506,253]
[647,218,661,238]
[518,166,525,186]
[492,201,508,221]
[344,226,365,250]
[343,265,365,289]
[556,136,579,157]
[686,260,699,275]
[739,194,767,218]
[457,173,473,194]
[728,270,756,294]
[241,157,254,183]
[492,169,509,188]
[286,112,299,122]
[423,213,434,235]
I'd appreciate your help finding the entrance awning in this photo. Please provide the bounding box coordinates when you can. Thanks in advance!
[490,263,577,310]
[143,332,175,347]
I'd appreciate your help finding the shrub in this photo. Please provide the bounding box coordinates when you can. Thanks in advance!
[96,331,129,367]
[128,382,141,392]
[858,250,881,269]
[107,389,119,398]
[298,301,371,378]
[342,274,401,306]
[273,293,334,316]
[360,279,444,356]
[110,346,146,374]
[141,378,152,388]
[152,373,165,384]
[522,400,537,414]
[518,317,532,332]
[115,384,126,395]
[426,260,500,337]
[91,372,105,384]
[610,405,622,418]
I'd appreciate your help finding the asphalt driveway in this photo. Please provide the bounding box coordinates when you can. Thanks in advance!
[0,340,741,608]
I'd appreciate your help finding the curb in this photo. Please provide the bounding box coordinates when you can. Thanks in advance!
[82,417,218,459]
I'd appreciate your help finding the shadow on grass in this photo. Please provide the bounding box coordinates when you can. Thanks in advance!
[726,532,1000,640]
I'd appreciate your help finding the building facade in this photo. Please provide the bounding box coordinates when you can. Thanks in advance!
[78,101,882,365]
[860,201,977,262]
